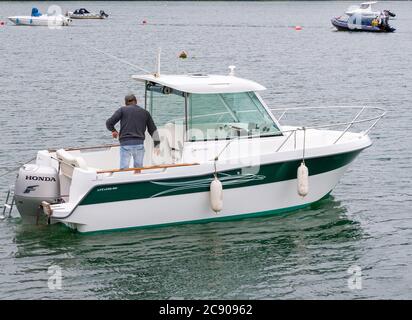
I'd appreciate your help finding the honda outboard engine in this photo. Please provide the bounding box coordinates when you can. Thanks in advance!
[14,164,60,222]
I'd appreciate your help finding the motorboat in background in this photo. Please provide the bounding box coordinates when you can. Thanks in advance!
[8,7,71,26]
[66,8,109,19]
[331,1,396,32]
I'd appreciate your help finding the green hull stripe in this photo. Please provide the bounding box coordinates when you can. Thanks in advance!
[78,202,314,235]
[80,150,361,206]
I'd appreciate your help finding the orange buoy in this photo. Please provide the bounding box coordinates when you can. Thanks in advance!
[295,25,302,31]
[179,50,188,59]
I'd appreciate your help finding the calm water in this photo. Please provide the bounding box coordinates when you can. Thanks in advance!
[0,1,411,299]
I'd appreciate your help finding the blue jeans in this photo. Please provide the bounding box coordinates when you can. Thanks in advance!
[120,144,145,169]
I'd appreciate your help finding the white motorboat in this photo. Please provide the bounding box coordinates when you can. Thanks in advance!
[332,1,396,32]
[66,8,109,19]
[8,7,71,27]
[9,66,385,233]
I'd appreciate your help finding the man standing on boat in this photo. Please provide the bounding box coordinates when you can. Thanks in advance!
[106,94,160,169]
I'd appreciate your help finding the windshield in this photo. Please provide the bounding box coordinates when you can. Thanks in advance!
[187,92,281,141]
[146,83,281,142]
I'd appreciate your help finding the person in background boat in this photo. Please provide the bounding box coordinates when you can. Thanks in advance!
[106,94,160,169]
[379,11,388,29]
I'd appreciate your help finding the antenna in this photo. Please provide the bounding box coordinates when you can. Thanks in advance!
[155,48,161,78]
[87,46,151,74]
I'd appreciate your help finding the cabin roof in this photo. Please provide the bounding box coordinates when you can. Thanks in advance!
[132,74,266,94]
[359,1,377,10]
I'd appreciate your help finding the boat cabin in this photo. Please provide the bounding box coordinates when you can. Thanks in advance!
[38,72,285,179]
[345,1,379,16]
[34,72,288,200]
[133,73,282,144]
[359,1,376,10]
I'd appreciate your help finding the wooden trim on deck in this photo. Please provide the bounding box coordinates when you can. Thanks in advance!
[97,163,200,174]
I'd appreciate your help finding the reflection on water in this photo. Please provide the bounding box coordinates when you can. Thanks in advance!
[8,195,364,299]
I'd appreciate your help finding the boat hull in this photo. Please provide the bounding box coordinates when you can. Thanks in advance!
[331,18,395,32]
[8,15,71,26]
[67,14,105,19]
[54,149,363,233]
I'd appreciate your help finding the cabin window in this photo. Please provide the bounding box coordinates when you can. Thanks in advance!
[187,92,281,141]
[146,83,186,127]
[362,17,374,25]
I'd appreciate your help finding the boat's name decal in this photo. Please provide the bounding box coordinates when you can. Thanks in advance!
[96,186,118,192]
[25,176,56,182]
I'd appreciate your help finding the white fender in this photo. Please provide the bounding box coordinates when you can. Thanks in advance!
[210,177,223,213]
[297,162,309,197]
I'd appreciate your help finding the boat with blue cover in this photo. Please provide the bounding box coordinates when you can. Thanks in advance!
[8,7,71,26]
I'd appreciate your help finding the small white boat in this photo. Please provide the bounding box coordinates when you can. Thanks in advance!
[66,8,109,19]
[8,8,71,26]
[9,66,385,233]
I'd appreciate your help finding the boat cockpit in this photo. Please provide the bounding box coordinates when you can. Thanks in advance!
[35,72,384,206]
[38,73,284,174]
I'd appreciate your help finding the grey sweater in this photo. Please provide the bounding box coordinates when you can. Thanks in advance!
[106,105,160,146]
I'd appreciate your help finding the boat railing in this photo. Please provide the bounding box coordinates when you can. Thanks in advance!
[46,106,385,163]
[170,109,263,124]
[269,105,386,151]
[48,143,120,153]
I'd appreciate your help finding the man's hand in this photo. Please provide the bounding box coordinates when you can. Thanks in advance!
[112,131,119,139]
[154,146,160,156]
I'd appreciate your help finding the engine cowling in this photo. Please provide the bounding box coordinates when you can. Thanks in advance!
[14,164,60,222]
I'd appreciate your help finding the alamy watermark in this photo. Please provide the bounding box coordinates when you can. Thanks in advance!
[347,265,362,290]
[47,5,65,30]
[48,265,62,290]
